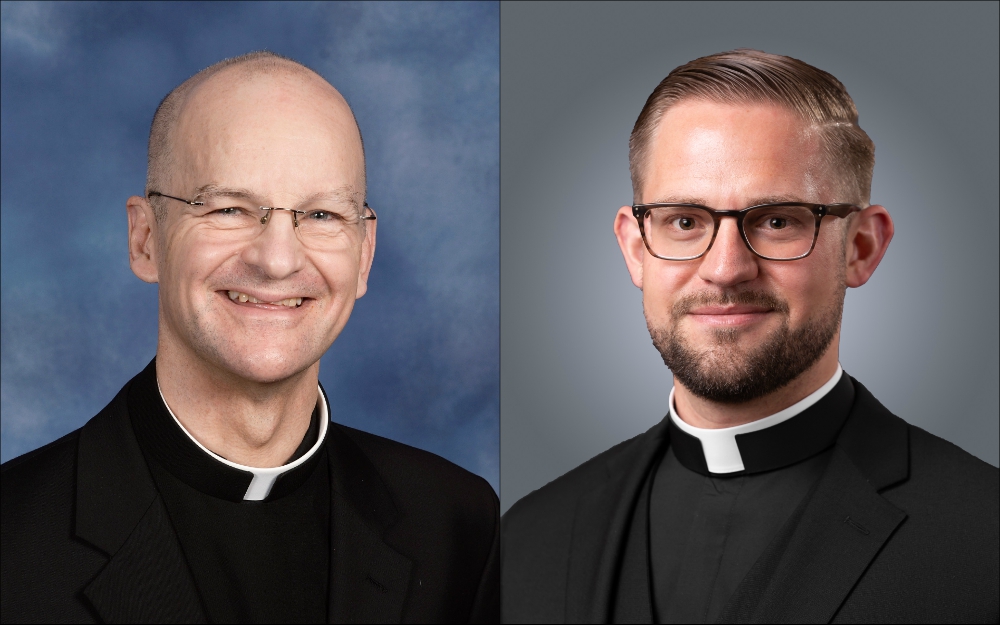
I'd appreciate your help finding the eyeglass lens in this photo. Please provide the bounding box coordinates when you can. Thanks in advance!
[643,205,817,260]
[188,198,369,250]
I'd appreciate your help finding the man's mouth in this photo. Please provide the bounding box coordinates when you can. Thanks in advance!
[226,290,303,308]
[685,304,775,327]
[687,304,773,315]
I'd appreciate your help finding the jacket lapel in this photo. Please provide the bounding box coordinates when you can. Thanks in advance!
[565,419,669,623]
[718,378,910,624]
[76,379,206,623]
[326,424,414,624]
[610,465,655,624]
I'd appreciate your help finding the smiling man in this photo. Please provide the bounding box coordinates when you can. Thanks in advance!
[1,52,498,624]
[501,50,997,623]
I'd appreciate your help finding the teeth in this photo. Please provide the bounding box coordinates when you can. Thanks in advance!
[227,291,302,307]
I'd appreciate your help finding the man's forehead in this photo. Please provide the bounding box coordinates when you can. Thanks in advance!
[654,101,818,152]
[642,100,828,202]
[163,65,365,191]
[179,67,351,128]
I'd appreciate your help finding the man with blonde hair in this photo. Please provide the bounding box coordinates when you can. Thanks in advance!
[502,50,997,623]
[2,52,498,624]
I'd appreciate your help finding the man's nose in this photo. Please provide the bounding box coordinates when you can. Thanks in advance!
[240,210,307,280]
[697,217,759,286]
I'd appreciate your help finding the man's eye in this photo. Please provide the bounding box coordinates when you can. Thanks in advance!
[673,217,696,230]
[212,207,244,216]
[768,217,788,229]
[306,210,344,221]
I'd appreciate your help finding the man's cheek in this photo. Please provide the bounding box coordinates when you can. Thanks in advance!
[784,277,827,324]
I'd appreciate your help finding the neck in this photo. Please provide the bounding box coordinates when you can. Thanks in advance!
[672,343,840,430]
[155,333,320,469]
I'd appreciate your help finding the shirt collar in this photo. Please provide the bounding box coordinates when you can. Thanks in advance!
[126,358,329,503]
[668,365,853,476]
[157,382,329,501]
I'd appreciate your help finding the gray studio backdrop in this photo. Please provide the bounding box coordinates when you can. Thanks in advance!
[1,2,499,492]
[500,1,999,513]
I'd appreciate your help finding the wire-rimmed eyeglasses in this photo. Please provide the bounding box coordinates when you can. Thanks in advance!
[631,202,860,261]
[147,190,376,250]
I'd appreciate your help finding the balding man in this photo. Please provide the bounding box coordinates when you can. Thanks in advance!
[1,52,499,624]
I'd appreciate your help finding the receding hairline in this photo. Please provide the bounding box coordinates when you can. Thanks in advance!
[181,54,343,111]
[146,51,365,209]
[628,49,874,206]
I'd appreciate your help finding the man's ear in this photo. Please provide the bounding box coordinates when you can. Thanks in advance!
[127,196,159,283]
[614,205,645,289]
[355,216,377,299]
[845,204,893,288]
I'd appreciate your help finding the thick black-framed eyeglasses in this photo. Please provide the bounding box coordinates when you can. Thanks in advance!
[631,202,860,261]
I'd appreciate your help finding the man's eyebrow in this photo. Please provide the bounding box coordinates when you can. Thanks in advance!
[302,188,361,209]
[643,194,811,206]
[745,195,811,206]
[193,185,361,209]
[193,185,258,202]
[645,195,710,205]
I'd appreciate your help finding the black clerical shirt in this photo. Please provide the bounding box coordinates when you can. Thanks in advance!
[647,371,854,623]
[129,362,330,624]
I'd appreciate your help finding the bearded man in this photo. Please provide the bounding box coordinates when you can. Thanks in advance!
[1,52,498,624]
[501,50,997,623]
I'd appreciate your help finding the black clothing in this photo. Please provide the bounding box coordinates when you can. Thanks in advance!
[147,459,331,624]
[502,376,1000,623]
[2,365,500,624]
[126,359,330,623]
[647,448,831,623]
[644,372,854,623]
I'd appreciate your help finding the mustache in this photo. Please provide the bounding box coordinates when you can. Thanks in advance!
[671,289,790,317]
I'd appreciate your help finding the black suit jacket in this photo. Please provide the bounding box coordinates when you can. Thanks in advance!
[501,378,999,623]
[1,376,500,624]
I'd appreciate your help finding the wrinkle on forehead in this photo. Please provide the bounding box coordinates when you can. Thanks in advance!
[193,184,362,210]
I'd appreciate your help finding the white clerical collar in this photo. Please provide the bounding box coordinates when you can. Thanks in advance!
[157,384,329,501]
[669,364,844,474]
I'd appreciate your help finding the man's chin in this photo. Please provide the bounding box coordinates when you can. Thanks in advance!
[208,348,318,385]
[675,325,766,352]
[682,315,779,343]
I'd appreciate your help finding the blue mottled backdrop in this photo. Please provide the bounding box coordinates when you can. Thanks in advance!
[0,1,499,492]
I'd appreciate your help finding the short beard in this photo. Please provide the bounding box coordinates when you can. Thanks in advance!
[648,287,844,404]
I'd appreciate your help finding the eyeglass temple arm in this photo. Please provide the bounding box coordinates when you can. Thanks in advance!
[147,191,204,206]
[825,204,862,218]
